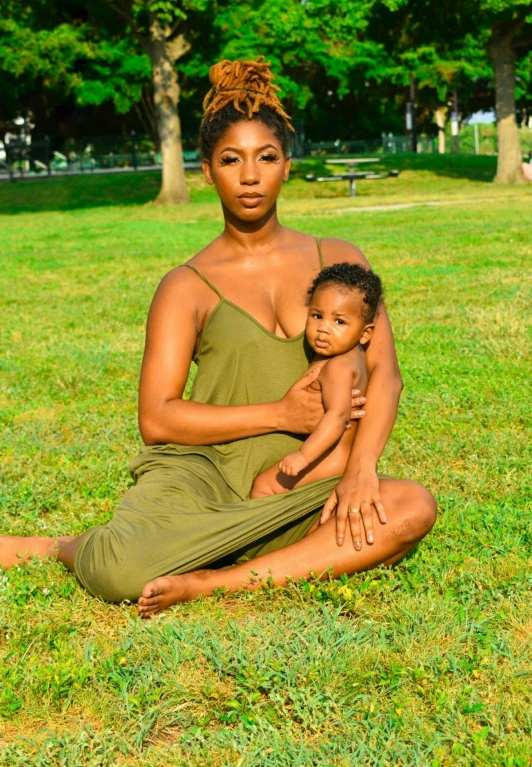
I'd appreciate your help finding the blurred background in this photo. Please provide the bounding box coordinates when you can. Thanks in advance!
[1,0,531,200]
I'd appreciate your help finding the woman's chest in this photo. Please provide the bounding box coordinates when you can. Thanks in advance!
[207,276,310,339]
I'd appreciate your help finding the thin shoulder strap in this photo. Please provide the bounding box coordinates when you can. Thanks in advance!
[316,237,325,269]
[182,264,223,299]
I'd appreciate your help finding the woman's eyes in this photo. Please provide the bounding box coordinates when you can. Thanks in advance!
[219,153,279,165]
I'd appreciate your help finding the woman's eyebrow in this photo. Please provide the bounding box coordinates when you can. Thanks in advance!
[219,144,278,153]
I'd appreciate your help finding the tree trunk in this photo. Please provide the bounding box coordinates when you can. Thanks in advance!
[435,107,447,154]
[147,20,190,205]
[134,86,159,150]
[489,33,524,184]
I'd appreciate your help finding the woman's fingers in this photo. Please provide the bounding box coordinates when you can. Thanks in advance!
[348,507,362,551]
[320,491,337,524]
[336,498,350,546]
[350,390,366,420]
[295,365,321,390]
[374,498,387,525]
[360,500,374,545]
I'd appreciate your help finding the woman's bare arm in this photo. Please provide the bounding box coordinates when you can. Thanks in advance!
[345,303,402,472]
[138,267,324,446]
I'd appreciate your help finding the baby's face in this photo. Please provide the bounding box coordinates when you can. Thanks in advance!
[305,285,374,357]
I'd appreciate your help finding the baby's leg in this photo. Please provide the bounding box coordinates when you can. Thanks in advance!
[250,446,350,499]
[250,465,299,498]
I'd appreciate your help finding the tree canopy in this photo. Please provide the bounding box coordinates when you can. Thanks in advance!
[1,0,530,198]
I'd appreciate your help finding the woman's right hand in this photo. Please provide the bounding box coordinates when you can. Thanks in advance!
[278,367,367,435]
[278,367,324,434]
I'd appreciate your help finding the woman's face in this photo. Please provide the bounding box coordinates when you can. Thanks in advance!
[202,120,290,222]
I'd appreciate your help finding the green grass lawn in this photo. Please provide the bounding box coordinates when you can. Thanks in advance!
[0,157,531,766]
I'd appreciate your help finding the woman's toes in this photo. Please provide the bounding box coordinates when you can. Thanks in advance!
[141,578,165,601]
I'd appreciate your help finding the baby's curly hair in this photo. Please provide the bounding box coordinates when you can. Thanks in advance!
[306,262,384,323]
[199,57,294,160]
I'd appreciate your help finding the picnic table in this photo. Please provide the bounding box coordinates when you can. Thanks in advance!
[305,156,399,197]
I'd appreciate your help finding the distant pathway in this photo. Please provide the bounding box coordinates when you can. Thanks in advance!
[325,195,530,215]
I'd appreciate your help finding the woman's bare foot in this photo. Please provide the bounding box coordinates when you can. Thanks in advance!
[0,535,74,569]
[137,574,194,618]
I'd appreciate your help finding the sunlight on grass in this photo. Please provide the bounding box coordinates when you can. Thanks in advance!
[1,158,531,765]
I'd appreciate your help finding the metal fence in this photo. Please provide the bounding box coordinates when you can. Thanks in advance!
[2,128,531,181]
[304,127,531,158]
[0,134,200,181]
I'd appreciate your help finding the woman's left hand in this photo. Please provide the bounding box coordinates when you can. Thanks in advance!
[320,468,387,549]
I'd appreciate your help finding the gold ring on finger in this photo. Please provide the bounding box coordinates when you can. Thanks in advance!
[348,507,359,515]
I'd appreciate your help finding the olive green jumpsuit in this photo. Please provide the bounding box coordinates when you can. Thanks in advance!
[74,244,341,601]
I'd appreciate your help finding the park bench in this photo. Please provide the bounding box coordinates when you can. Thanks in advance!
[304,157,400,196]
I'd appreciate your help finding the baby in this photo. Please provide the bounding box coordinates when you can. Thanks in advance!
[250,261,383,498]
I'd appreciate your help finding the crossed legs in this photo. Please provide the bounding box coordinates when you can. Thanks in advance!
[137,478,436,617]
[0,478,436,618]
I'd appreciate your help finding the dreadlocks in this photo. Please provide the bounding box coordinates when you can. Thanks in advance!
[199,57,294,160]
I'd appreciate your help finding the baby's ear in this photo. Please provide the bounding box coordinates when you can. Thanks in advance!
[359,324,375,345]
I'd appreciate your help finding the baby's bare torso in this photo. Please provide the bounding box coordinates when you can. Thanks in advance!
[307,344,368,456]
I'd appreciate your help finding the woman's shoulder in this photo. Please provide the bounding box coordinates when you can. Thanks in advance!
[318,237,370,268]
[157,239,222,291]
[282,227,369,268]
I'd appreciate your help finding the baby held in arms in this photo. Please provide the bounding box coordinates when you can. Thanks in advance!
[251,262,383,499]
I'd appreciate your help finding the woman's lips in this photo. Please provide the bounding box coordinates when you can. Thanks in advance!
[238,194,264,208]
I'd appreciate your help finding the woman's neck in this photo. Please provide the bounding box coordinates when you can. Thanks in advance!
[221,203,285,255]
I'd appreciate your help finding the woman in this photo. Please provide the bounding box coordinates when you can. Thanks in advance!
[0,59,436,617]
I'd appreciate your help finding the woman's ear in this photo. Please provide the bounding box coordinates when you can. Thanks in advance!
[359,324,375,345]
[202,159,214,185]
[283,157,291,182]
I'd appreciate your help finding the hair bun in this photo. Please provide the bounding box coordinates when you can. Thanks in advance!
[202,56,293,129]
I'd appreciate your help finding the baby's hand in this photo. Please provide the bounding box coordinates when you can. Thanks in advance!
[278,451,310,477]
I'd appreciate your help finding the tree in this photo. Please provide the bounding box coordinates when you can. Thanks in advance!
[0,4,150,132]
[0,0,211,205]
[106,1,215,205]
[483,0,532,182]
[377,0,532,182]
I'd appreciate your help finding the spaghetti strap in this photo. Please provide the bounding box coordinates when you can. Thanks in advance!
[316,237,325,269]
[182,264,223,299]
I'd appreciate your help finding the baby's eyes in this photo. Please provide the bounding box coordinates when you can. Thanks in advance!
[311,312,322,319]
[335,319,345,325]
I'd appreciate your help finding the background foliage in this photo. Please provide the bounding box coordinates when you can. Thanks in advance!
[1,0,531,145]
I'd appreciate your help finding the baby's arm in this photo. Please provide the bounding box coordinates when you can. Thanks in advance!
[278,359,353,476]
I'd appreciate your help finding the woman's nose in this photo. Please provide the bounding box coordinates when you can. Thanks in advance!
[240,160,259,184]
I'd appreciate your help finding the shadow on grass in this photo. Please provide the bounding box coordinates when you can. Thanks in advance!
[0,170,167,215]
[0,155,499,215]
